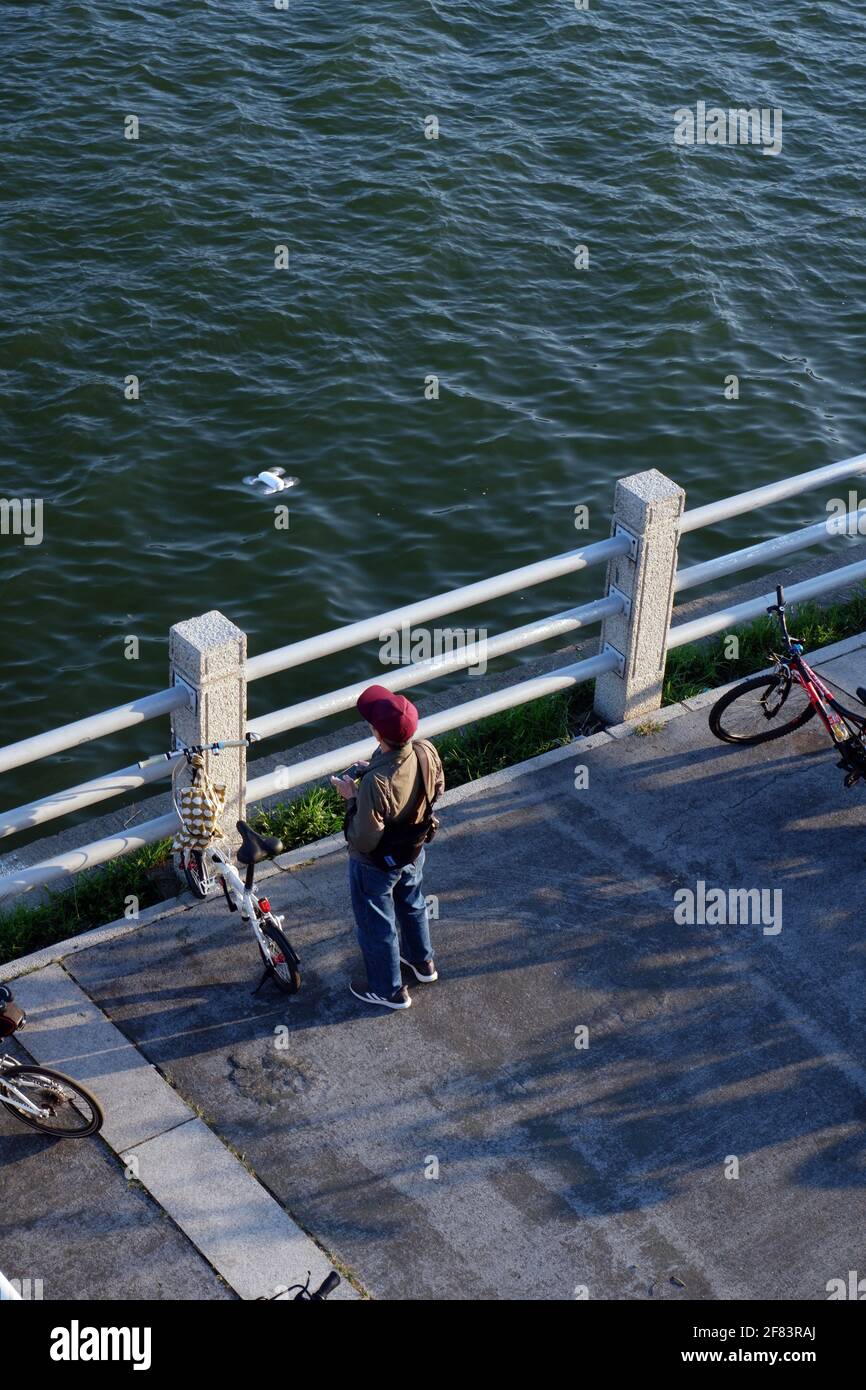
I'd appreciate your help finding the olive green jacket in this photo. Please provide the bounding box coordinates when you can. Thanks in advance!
[346,738,444,864]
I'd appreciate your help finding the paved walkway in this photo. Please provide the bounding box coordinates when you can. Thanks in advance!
[4,630,866,1300]
[2,966,355,1300]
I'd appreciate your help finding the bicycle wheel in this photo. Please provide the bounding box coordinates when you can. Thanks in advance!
[258,921,301,994]
[709,673,817,745]
[1,1066,103,1137]
[183,850,209,899]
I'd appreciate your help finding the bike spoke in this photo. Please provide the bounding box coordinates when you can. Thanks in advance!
[720,679,811,739]
[10,1074,98,1133]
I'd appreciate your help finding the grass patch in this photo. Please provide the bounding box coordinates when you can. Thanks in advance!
[3,584,866,964]
[662,588,866,705]
[0,840,173,965]
[254,784,345,850]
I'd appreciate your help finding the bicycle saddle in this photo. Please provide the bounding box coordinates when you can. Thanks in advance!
[236,820,284,865]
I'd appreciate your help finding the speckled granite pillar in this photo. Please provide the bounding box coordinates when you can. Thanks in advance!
[169,611,247,857]
[594,470,685,725]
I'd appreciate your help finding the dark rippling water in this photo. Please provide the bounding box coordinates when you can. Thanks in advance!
[2,0,866,808]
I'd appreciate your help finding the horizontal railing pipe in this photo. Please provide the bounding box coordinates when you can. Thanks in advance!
[675,507,866,593]
[248,596,622,742]
[668,557,866,649]
[679,451,866,535]
[0,812,178,903]
[0,756,178,842]
[0,650,617,901]
[249,650,618,802]
[246,535,630,682]
[0,687,189,777]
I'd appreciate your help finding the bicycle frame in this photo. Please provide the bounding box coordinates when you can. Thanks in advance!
[764,585,866,785]
[0,1056,57,1121]
[200,846,274,942]
[142,734,300,991]
[782,653,861,737]
[770,596,866,744]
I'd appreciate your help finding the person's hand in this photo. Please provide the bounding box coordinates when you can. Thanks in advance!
[330,774,357,801]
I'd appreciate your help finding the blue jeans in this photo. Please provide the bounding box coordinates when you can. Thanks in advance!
[349,847,433,997]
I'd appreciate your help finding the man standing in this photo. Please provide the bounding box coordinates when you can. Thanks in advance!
[332,685,445,1010]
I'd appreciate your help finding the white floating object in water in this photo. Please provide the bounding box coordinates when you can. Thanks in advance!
[243,467,299,494]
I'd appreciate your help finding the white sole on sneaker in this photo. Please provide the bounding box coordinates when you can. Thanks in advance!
[349,982,411,1009]
[400,956,439,983]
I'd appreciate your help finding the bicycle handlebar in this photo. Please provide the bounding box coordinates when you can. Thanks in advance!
[138,733,260,769]
[766,584,796,647]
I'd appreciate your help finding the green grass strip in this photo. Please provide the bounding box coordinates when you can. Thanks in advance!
[662,588,866,705]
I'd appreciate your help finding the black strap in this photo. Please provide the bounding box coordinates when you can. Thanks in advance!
[411,740,436,823]
[343,741,438,848]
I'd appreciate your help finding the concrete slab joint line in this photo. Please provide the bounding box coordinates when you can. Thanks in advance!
[595,469,685,727]
[11,963,357,1300]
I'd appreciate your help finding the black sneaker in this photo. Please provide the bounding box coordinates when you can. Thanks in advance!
[349,979,412,1010]
[400,956,438,983]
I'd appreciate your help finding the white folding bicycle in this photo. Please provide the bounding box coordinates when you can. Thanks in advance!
[138,736,301,994]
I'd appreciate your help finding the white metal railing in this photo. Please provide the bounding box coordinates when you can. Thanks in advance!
[670,558,866,649]
[0,595,623,847]
[675,506,866,594]
[678,449,866,534]
[0,537,628,901]
[0,650,619,902]
[3,449,866,906]
[0,686,188,777]
[671,448,866,643]
[244,536,629,682]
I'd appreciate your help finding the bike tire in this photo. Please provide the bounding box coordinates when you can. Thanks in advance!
[183,850,209,899]
[709,673,818,746]
[258,921,301,994]
[1,1065,103,1138]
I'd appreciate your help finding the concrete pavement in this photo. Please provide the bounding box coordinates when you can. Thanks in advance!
[2,964,358,1301]
[4,631,866,1299]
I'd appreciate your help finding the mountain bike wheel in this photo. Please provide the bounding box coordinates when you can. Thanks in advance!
[258,921,301,994]
[1,1066,103,1137]
[183,850,209,899]
[709,673,817,745]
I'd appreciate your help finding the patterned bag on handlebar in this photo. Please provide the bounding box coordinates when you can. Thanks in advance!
[173,754,227,851]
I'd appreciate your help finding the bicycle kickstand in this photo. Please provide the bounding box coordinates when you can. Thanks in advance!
[251,966,273,997]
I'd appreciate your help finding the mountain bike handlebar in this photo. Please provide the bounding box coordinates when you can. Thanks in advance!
[767,584,785,613]
[767,584,794,645]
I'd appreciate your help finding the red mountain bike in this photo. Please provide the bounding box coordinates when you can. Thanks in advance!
[709,585,866,788]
